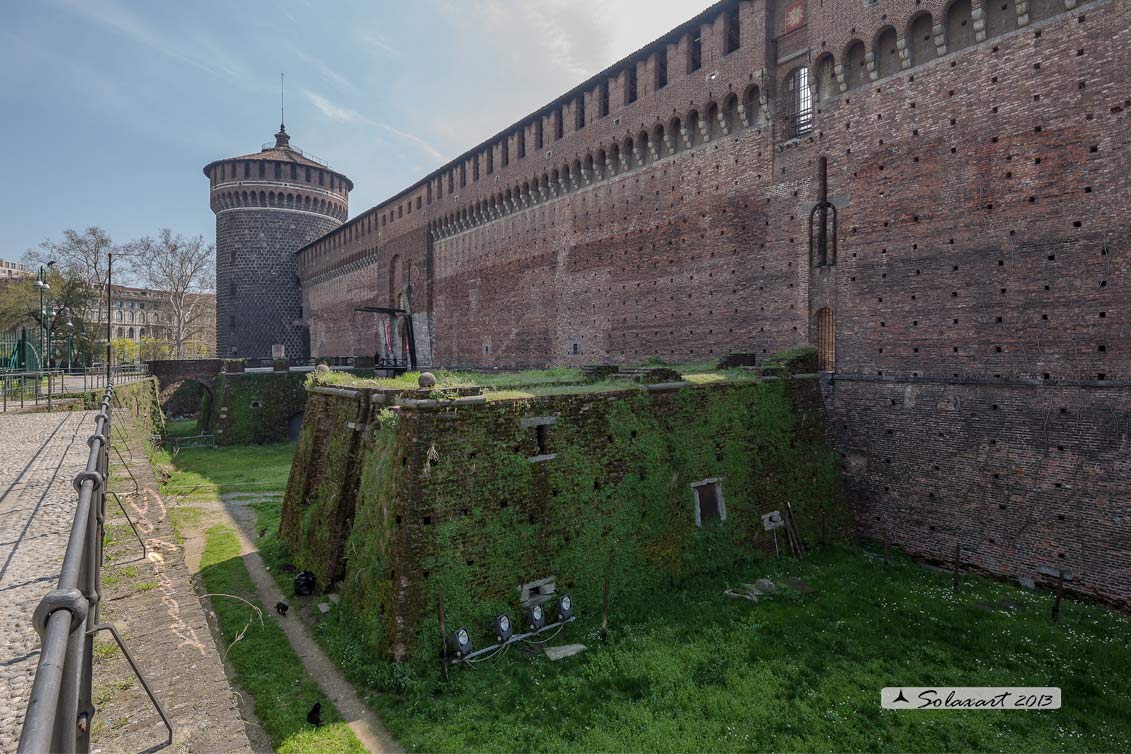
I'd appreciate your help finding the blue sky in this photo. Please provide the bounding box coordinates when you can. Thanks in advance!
[0,0,714,260]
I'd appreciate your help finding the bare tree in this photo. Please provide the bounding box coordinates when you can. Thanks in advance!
[125,229,215,359]
[22,227,122,334]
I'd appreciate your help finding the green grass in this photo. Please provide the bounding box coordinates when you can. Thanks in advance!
[158,442,295,501]
[165,418,200,438]
[311,365,760,402]
[199,523,367,754]
[252,500,1131,754]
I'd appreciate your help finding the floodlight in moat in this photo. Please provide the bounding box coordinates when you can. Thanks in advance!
[447,627,473,658]
[491,613,513,643]
[525,603,546,632]
[553,594,573,622]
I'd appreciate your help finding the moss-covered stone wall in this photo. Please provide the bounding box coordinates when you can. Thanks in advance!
[105,378,165,438]
[281,375,850,662]
[208,372,308,445]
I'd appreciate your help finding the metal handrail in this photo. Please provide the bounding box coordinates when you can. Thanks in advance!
[0,365,151,412]
[17,383,172,753]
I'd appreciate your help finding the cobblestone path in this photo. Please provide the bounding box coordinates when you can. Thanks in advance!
[0,411,94,753]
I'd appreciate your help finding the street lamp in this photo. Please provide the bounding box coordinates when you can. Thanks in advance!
[34,261,56,370]
[66,320,74,372]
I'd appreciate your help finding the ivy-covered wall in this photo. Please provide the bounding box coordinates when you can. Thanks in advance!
[281,376,850,662]
[106,378,165,439]
[208,372,308,445]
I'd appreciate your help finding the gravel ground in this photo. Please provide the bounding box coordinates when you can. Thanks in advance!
[0,411,95,753]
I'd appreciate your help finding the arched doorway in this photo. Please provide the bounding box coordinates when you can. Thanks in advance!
[816,308,835,372]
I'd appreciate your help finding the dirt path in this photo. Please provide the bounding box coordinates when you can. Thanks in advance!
[179,499,403,754]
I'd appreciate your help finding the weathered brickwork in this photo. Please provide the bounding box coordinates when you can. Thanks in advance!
[205,128,351,359]
[287,0,1129,605]
[282,377,847,659]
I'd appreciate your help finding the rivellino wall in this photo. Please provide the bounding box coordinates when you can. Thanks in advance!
[281,376,848,660]
[288,0,1130,606]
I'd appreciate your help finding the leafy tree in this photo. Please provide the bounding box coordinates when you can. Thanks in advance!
[110,338,139,364]
[139,337,172,361]
[124,229,215,359]
[0,268,94,367]
[23,227,122,334]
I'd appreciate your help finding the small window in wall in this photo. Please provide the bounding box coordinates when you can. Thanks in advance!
[598,80,610,117]
[688,32,702,72]
[624,66,637,104]
[724,7,741,54]
[690,479,726,526]
[517,129,526,159]
[473,156,480,181]
[521,416,557,463]
[535,118,544,150]
[655,48,668,89]
[575,95,585,130]
[500,138,509,167]
[460,163,467,188]
[782,67,813,138]
[554,108,564,140]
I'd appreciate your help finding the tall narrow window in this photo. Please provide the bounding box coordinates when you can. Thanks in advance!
[690,479,726,526]
[473,155,480,181]
[460,163,466,188]
[486,148,494,174]
[535,118,544,150]
[598,80,610,117]
[448,172,455,193]
[655,48,668,89]
[501,137,510,167]
[782,67,813,138]
[688,31,702,72]
[816,308,835,371]
[517,129,527,159]
[554,108,564,140]
[575,95,585,130]
[724,7,741,54]
[624,66,637,104]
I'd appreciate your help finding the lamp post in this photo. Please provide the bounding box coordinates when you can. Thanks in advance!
[66,320,74,373]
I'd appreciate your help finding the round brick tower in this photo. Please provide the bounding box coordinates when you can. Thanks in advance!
[204,124,352,359]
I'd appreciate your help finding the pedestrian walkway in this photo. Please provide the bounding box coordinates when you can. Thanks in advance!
[0,411,95,753]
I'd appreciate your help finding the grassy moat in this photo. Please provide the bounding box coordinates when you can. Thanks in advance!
[161,440,1131,754]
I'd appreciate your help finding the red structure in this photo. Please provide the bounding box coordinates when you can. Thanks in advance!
[291,0,1130,606]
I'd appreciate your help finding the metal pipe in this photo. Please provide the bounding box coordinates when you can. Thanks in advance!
[17,611,71,754]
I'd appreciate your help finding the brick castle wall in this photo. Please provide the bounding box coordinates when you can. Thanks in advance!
[291,0,1130,605]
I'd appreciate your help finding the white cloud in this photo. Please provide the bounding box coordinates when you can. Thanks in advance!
[304,91,444,163]
[305,90,374,124]
[294,49,359,93]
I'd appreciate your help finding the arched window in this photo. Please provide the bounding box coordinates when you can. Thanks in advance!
[623,137,635,169]
[127,327,134,339]
[609,143,620,174]
[721,94,738,135]
[668,117,683,152]
[782,67,812,139]
[985,0,1017,38]
[945,0,975,53]
[139,327,145,337]
[813,55,837,102]
[115,311,122,322]
[843,40,867,89]
[117,327,123,338]
[595,149,607,179]
[874,27,900,79]
[705,101,720,140]
[128,311,134,323]
[906,12,936,67]
[687,110,701,147]
[637,131,651,164]
[816,308,835,372]
[740,87,760,127]
[652,124,666,157]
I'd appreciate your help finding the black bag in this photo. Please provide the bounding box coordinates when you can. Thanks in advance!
[293,570,316,596]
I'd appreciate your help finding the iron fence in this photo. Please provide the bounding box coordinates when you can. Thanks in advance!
[17,383,171,754]
[0,365,150,412]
